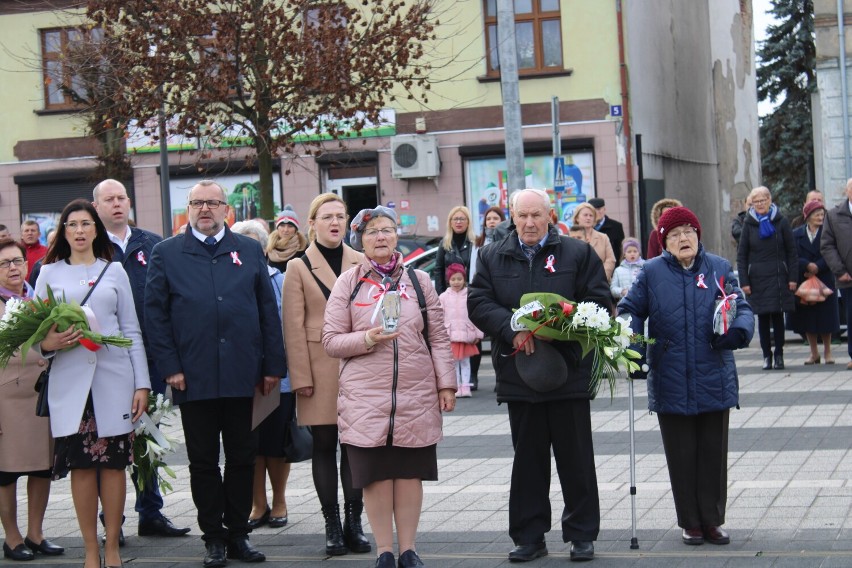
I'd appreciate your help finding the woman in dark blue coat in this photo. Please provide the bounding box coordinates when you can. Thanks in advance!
[788,200,839,364]
[619,207,754,547]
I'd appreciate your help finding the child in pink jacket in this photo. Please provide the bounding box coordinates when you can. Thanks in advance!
[439,263,484,397]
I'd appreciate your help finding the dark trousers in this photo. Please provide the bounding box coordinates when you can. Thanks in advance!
[657,410,729,529]
[180,397,257,544]
[845,289,852,360]
[506,400,600,544]
[757,312,785,357]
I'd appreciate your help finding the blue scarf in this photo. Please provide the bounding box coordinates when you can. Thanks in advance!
[757,204,777,239]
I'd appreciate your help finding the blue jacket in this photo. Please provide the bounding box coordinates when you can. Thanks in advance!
[618,245,754,415]
[112,227,164,386]
[144,226,287,404]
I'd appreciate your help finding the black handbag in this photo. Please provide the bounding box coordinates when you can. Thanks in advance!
[32,261,111,418]
[282,413,313,463]
[34,361,51,417]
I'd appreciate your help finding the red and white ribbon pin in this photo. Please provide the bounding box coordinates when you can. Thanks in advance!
[136,251,147,265]
[230,251,242,266]
[544,254,556,273]
[696,274,708,289]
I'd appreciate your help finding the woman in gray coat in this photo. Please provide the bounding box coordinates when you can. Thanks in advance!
[35,200,150,568]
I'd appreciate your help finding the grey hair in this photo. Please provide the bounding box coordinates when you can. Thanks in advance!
[190,180,227,202]
[513,188,551,211]
[231,220,269,249]
[747,186,771,202]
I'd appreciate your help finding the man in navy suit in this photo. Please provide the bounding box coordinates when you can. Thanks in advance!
[145,180,286,567]
[93,179,191,544]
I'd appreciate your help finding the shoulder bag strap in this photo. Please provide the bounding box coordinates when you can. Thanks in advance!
[299,254,332,301]
[406,265,431,353]
[81,261,111,305]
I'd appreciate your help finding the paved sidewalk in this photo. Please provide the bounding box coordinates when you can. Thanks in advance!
[14,336,852,567]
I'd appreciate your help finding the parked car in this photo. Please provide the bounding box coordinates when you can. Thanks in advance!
[397,235,441,262]
[404,246,439,286]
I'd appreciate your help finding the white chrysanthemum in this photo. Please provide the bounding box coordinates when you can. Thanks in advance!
[572,302,599,328]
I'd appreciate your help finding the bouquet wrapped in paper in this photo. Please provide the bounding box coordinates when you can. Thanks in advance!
[511,292,651,396]
[0,284,132,366]
[713,276,738,336]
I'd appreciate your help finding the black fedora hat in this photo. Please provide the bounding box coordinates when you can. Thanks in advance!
[514,339,568,392]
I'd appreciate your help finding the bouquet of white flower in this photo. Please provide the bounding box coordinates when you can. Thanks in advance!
[511,292,651,396]
[131,393,179,493]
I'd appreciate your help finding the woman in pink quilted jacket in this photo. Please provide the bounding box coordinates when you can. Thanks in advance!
[322,206,456,568]
[438,263,484,398]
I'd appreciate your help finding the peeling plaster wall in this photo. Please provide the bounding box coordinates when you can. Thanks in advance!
[625,0,759,262]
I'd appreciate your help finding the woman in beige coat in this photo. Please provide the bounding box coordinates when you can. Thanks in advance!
[282,193,368,556]
[0,239,63,562]
[571,202,616,280]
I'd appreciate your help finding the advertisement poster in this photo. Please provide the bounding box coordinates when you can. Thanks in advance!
[464,152,595,235]
[169,173,282,235]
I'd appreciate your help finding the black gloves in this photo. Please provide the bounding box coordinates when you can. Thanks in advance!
[711,328,747,351]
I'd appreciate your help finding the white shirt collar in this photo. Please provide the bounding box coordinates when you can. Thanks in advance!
[107,227,132,253]
[192,227,226,244]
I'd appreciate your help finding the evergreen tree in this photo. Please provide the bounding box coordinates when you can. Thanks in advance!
[757,0,815,216]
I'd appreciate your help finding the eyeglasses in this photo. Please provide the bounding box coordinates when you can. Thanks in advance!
[188,199,227,209]
[751,198,769,205]
[0,257,25,270]
[317,214,347,223]
[64,221,96,230]
[451,217,468,223]
[665,227,697,241]
[363,227,396,238]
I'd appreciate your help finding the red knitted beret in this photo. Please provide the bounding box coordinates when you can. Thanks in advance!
[802,199,825,220]
[657,206,701,242]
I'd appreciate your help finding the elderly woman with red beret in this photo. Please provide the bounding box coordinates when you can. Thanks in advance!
[788,199,839,364]
[618,207,754,547]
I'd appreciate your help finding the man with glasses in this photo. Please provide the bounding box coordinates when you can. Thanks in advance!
[20,220,46,281]
[92,179,190,545]
[145,180,286,567]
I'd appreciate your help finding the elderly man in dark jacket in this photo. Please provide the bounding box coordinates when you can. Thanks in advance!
[145,180,286,568]
[468,189,611,563]
[821,178,852,369]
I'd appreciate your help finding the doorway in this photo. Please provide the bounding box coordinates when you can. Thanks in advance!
[342,185,378,215]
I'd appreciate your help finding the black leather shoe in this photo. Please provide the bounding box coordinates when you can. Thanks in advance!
[376,551,395,568]
[138,515,191,537]
[23,537,64,555]
[227,537,265,562]
[3,542,34,561]
[682,527,704,545]
[397,549,424,567]
[508,541,547,562]
[702,525,730,545]
[100,528,125,547]
[774,354,785,370]
[247,506,270,530]
[268,514,288,528]
[99,513,125,547]
[203,541,227,568]
[569,540,594,561]
[762,357,772,370]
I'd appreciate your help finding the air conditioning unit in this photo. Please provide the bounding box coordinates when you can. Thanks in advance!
[390,135,441,179]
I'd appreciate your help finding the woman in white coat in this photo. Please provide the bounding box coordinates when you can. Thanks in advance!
[35,200,150,568]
